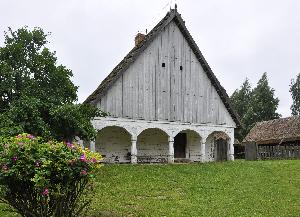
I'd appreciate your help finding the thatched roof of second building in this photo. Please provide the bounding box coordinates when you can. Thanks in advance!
[243,116,300,144]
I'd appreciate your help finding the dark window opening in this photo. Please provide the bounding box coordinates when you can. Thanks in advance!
[162,63,165,67]
[180,66,183,70]
[174,133,187,158]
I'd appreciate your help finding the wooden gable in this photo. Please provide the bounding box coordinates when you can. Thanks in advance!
[85,9,240,127]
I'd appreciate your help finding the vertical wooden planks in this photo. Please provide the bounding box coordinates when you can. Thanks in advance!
[142,51,149,120]
[169,22,175,122]
[132,62,139,119]
[183,40,189,122]
[156,34,163,120]
[93,20,236,126]
[137,52,144,119]
[162,23,169,121]
[180,31,186,122]
[187,47,192,123]
[115,78,122,117]
[173,23,182,122]
[191,51,198,123]
[150,40,157,120]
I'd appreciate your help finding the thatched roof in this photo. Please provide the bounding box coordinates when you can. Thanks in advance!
[84,8,241,127]
[243,116,300,144]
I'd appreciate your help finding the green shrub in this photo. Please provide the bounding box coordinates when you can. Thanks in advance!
[0,133,102,217]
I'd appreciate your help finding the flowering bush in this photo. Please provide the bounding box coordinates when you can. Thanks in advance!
[0,133,102,217]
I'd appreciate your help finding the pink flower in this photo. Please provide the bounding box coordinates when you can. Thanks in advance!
[12,156,18,162]
[80,170,88,176]
[35,160,41,167]
[80,154,87,162]
[66,142,77,150]
[26,134,35,140]
[2,165,9,172]
[91,158,98,163]
[16,135,22,139]
[42,188,49,196]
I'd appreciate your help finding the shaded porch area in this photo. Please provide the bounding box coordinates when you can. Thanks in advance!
[90,117,235,164]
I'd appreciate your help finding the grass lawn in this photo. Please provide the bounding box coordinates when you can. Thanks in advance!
[1,160,300,217]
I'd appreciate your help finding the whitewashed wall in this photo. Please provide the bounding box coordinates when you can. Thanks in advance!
[95,126,131,163]
[96,20,236,127]
[93,118,235,163]
[137,128,169,163]
[205,135,215,162]
[185,130,202,162]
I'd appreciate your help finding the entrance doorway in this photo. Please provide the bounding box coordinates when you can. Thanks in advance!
[174,133,187,158]
[215,138,227,161]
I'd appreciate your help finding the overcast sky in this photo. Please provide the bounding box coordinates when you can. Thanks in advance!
[1,0,300,117]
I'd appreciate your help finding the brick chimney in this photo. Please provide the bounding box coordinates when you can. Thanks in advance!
[135,33,145,46]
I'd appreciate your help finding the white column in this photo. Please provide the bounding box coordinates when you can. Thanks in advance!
[131,136,137,164]
[168,136,174,163]
[200,138,206,163]
[228,139,234,161]
[90,140,95,152]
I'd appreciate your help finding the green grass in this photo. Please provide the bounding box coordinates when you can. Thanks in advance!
[1,160,300,217]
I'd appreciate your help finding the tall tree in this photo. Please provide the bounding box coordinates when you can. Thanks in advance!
[230,73,280,141]
[0,27,104,140]
[289,73,300,115]
[249,72,280,123]
[230,78,252,141]
[230,78,252,117]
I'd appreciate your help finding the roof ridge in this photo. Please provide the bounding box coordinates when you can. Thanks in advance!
[257,115,299,125]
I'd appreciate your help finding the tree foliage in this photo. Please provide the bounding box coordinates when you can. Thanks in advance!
[230,73,280,141]
[290,73,300,115]
[230,78,252,141]
[249,73,280,122]
[0,27,104,140]
[230,78,252,118]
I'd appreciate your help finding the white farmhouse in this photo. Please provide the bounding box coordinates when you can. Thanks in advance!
[84,7,240,164]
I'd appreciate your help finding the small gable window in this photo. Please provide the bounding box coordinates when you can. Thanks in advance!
[162,63,165,67]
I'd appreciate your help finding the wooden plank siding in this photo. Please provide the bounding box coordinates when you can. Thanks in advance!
[96,21,235,127]
[257,143,300,160]
[244,141,300,160]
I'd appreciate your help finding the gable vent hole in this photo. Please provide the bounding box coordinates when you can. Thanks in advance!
[180,66,183,70]
[162,63,165,67]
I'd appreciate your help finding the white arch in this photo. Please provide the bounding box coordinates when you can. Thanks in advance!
[94,124,134,138]
[135,127,170,163]
[172,128,203,139]
[136,127,171,138]
[205,130,233,162]
[206,131,231,141]
[95,125,133,163]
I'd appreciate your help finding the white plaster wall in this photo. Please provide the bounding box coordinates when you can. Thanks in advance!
[183,130,202,162]
[137,128,169,163]
[92,117,235,163]
[205,135,215,162]
[95,126,131,163]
